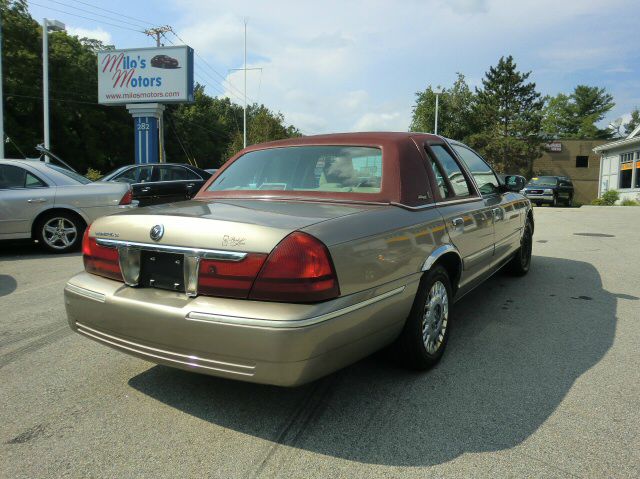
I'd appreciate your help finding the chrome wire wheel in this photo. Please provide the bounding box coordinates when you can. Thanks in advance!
[421,280,449,354]
[42,217,78,250]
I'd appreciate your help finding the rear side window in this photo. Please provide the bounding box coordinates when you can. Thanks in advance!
[159,166,200,181]
[428,145,472,198]
[0,165,46,188]
[452,145,500,195]
[208,146,383,194]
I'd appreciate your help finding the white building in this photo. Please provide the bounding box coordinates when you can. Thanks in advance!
[594,125,640,201]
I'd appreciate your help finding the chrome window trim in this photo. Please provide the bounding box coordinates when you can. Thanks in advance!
[95,238,247,261]
[186,286,406,329]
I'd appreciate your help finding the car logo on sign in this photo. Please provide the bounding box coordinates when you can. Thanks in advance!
[150,224,164,242]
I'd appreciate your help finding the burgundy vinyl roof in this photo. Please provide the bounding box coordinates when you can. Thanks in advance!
[197,132,443,207]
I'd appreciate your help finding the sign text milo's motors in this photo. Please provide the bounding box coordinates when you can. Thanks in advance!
[98,46,194,105]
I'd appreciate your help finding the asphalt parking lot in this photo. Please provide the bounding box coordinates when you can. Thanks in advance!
[1,206,639,478]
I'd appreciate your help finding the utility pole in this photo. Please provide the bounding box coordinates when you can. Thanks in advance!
[0,14,5,159]
[42,19,65,162]
[143,25,173,163]
[144,25,173,47]
[433,88,443,135]
[229,20,261,149]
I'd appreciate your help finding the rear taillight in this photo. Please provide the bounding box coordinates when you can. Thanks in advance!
[248,232,340,303]
[197,253,267,299]
[82,227,123,281]
[119,188,133,205]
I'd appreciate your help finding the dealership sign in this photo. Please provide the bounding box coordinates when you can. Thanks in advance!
[98,46,194,104]
[545,141,562,152]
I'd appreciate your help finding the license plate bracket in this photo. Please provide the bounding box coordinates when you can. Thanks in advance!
[139,250,185,292]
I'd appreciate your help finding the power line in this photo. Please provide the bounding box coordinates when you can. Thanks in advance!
[170,30,257,105]
[65,0,157,27]
[28,1,143,32]
[47,0,151,30]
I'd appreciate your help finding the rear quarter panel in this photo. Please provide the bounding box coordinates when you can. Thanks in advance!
[303,206,449,296]
[53,183,130,224]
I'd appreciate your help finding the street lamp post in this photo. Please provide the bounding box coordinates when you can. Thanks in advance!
[42,18,65,162]
[433,88,443,136]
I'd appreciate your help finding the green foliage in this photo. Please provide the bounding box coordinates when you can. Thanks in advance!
[409,73,475,140]
[624,108,640,136]
[85,168,102,181]
[621,199,639,206]
[465,56,544,176]
[542,85,615,139]
[1,1,299,171]
[592,190,620,205]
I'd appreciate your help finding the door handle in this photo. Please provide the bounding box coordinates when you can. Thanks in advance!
[141,187,151,192]
[186,183,195,188]
[27,198,47,203]
[451,217,464,228]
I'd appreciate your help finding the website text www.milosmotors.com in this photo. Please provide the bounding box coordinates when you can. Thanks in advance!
[105,91,181,100]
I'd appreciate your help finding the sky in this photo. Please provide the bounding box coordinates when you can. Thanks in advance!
[28,0,640,135]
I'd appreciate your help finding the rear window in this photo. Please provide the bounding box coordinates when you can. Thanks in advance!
[46,164,91,184]
[208,146,383,194]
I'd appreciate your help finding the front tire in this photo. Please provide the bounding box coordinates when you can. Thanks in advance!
[36,212,85,253]
[552,195,558,207]
[393,266,452,370]
[508,221,533,276]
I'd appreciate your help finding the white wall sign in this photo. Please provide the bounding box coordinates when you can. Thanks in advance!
[98,46,194,105]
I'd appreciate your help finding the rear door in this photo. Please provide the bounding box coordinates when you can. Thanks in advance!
[422,142,496,290]
[0,164,54,237]
[451,143,523,265]
[154,165,203,204]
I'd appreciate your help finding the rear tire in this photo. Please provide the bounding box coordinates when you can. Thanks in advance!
[508,221,533,276]
[393,266,452,370]
[35,211,85,254]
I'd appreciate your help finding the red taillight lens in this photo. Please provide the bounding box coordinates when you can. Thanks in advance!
[82,228,123,281]
[197,253,267,299]
[119,188,133,205]
[248,232,340,303]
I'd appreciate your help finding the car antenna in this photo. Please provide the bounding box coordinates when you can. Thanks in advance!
[35,144,79,173]
[5,136,27,159]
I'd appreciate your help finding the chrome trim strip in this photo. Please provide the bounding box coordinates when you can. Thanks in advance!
[421,244,462,272]
[75,322,255,375]
[390,202,436,211]
[434,197,484,207]
[95,238,247,261]
[186,286,406,329]
[65,283,106,303]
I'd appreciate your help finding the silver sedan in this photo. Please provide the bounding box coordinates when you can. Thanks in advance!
[0,159,136,253]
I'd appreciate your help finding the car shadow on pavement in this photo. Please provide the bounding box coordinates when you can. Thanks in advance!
[0,240,81,261]
[0,274,17,297]
[128,255,616,467]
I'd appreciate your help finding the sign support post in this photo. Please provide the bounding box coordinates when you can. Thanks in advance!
[126,103,165,164]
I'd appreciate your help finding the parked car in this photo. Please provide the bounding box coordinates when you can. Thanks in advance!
[99,163,211,206]
[522,175,574,206]
[0,159,136,253]
[64,133,533,386]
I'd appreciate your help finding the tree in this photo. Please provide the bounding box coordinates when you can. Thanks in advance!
[466,55,544,176]
[1,0,300,173]
[624,108,640,136]
[542,85,615,139]
[409,73,475,140]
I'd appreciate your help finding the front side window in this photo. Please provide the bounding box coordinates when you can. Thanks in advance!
[452,145,500,195]
[208,146,383,194]
[428,145,472,198]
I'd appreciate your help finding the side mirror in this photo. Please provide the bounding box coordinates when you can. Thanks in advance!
[504,175,526,192]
